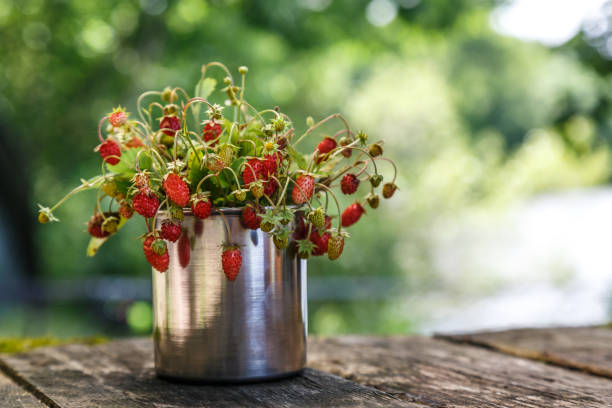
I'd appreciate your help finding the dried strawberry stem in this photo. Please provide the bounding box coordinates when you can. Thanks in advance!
[137,91,161,126]
[48,176,104,212]
[97,116,109,143]
[150,198,168,232]
[203,62,234,86]
[373,157,397,183]
[274,176,292,207]
[195,173,217,193]
[292,113,350,148]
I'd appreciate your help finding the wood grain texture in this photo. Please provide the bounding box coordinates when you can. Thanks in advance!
[0,338,418,408]
[438,327,612,378]
[308,335,612,408]
[0,372,46,408]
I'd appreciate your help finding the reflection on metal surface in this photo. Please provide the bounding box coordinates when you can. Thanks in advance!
[153,212,307,382]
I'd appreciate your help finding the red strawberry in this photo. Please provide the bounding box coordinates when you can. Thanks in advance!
[241,204,262,230]
[119,203,134,219]
[341,202,365,227]
[340,173,360,195]
[178,230,190,268]
[163,174,190,208]
[191,196,212,219]
[242,159,264,186]
[203,121,222,145]
[264,178,278,196]
[133,191,159,218]
[99,139,121,165]
[293,213,308,240]
[143,236,169,272]
[125,136,145,148]
[292,175,314,204]
[222,245,242,281]
[87,213,110,238]
[315,137,337,164]
[161,220,181,242]
[263,152,282,177]
[160,115,181,136]
[310,230,330,256]
[109,109,127,127]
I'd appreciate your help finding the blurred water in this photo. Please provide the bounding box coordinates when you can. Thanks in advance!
[421,187,612,333]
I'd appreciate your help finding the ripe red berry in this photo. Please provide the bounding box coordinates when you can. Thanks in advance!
[315,137,337,164]
[99,139,121,165]
[222,246,242,281]
[160,115,181,136]
[241,204,262,230]
[133,191,159,218]
[119,203,134,219]
[264,178,278,196]
[191,197,212,219]
[143,236,169,272]
[292,175,314,204]
[242,159,264,186]
[87,213,110,238]
[162,174,190,208]
[263,152,282,177]
[161,220,181,242]
[340,173,360,195]
[341,202,366,227]
[109,110,127,127]
[203,121,222,145]
[293,213,308,240]
[310,230,330,256]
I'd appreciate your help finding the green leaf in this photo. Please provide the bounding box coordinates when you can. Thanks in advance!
[106,148,141,175]
[287,145,308,170]
[195,77,216,100]
[86,217,128,257]
[139,152,152,170]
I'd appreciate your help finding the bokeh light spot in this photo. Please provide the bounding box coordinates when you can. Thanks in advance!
[366,0,398,27]
[126,301,152,333]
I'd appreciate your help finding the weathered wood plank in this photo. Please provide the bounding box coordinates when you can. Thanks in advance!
[438,327,612,378]
[0,338,418,408]
[0,371,46,408]
[308,335,612,408]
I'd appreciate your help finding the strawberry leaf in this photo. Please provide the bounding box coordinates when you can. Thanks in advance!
[287,145,308,170]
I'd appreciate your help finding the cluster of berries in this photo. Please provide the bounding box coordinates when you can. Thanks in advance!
[38,62,398,281]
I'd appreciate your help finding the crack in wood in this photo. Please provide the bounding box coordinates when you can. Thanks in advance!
[0,357,62,408]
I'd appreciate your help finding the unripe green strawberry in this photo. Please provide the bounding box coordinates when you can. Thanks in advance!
[367,193,380,209]
[102,179,118,197]
[327,233,345,260]
[357,130,368,145]
[218,144,234,166]
[368,143,383,157]
[273,234,289,250]
[370,174,383,188]
[163,104,178,116]
[234,189,247,202]
[206,155,225,173]
[308,207,326,229]
[261,221,275,233]
[169,205,184,222]
[250,181,264,199]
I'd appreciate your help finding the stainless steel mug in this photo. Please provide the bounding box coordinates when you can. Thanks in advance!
[152,209,307,383]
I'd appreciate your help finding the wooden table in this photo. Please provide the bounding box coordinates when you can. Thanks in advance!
[2,327,611,407]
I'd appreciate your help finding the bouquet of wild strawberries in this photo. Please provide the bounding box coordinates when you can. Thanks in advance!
[38,62,397,280]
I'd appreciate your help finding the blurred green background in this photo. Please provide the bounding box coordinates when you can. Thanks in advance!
[2,0,612,338]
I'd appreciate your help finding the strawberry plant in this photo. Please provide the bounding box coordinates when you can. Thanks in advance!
[38,62,398,279]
